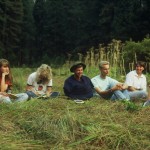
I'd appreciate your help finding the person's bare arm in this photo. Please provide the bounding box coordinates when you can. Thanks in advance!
[26,85,41,96]
[1,72,9,92]
[26,84,34,91]
[128,86,136,91]
[46,86,52,97]
[95,82,128,97]
[95,87,113,96]
[0,92,8,96]
[128,85,143,91]
[121,83,128,90]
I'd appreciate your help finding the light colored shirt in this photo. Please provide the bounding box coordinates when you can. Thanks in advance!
[27,72,52,95]
[125,70,147,91]
[91,75,118,92]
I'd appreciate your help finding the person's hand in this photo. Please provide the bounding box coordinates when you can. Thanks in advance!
[2,71,9,76]
[0,92,8,96]
[121,83,128,90]
[112,83,124,91]
[35,91,41,96]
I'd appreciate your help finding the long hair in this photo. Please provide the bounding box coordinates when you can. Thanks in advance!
[0,59,13,85]
[36,64,52,84]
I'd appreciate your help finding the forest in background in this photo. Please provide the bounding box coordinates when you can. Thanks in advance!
[0,0,150,66]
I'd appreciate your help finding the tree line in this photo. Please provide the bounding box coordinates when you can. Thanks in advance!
[0,0,149,66]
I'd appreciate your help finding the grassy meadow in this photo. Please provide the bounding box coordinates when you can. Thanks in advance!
[0,67,150,150]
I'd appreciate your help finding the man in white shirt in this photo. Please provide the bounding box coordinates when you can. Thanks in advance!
[125,61,148,100]
[91,61,130,100]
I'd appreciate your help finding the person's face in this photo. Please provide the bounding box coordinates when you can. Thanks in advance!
[0,65,9,74]
[74,67,83,78]
[100,64,110,77]
[39,74,47,80]
[136,65,144,75]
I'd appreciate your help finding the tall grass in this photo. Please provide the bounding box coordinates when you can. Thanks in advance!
[0,67,149,150]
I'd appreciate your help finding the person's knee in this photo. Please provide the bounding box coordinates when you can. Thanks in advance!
[26,91,37,99]
[141,91,148,98]
[0,97,12,103]
[23,93,29,101]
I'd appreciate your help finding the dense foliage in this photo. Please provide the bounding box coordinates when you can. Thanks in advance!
[0,0,149,66]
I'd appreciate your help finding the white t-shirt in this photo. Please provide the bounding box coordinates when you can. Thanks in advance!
[125,70,147,91]
[27,72,52,95]
[91,75,118,91]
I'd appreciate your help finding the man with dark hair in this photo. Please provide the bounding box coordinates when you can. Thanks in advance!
[125,61,148,100]
[63,62,93,100]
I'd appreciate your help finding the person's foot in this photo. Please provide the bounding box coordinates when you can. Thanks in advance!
[143,100,150,107]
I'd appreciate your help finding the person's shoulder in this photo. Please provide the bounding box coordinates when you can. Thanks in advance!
[82,75,90,79]
[65,75,74,81]
[125,70,135,78]
[127,70,135,75]
[82,75,92,82]
[29,72,36,75]
[106,76,113,80]
[141,73,146,78]
[107,76,118,82]
[91,75,99,80]
[28,72,36,78]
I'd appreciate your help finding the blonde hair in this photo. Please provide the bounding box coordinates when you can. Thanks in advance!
[99,61,109,68]
[36,64,52,84]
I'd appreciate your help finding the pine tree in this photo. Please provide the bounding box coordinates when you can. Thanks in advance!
[33,0,46,59]
[20,0,35,65]
[0,0,23,62]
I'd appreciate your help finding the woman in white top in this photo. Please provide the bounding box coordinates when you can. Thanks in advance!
[125,61,148,100]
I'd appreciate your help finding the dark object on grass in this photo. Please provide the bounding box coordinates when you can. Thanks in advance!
[50,92,60,98]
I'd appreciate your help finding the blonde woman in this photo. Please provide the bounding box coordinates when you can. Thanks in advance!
[26,64,53,99]
[0,59,28,103]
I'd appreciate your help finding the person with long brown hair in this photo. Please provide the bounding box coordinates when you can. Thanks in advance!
[0,59,28,103]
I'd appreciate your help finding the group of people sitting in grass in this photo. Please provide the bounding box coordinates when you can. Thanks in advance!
[0,58,150,107]
[64,60,150,106]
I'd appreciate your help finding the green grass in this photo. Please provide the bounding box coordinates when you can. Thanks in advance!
[0,67,150,150]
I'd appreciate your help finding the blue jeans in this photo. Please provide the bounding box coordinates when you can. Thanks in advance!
[0,96,12,103]
[15,93,29,102]
[108,82,130,100]
[95,89,130,100]
[111,90,130,100]
[0,93,28,103]
[26,91,37,99]
[128,90,147,100]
